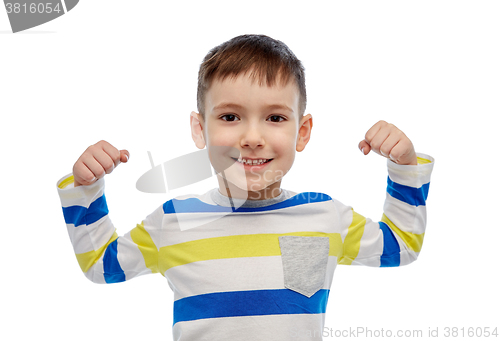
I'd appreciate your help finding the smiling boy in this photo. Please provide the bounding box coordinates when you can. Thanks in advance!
[191,65,307,201]
[57,34,434,340]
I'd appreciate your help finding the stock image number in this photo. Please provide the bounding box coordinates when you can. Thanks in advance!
[5,2,62,14]
[444,327,498,338]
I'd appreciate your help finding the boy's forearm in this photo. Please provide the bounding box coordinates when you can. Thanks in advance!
[338,153,434,267]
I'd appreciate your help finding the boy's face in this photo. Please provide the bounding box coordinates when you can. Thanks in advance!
[190,72,312,200]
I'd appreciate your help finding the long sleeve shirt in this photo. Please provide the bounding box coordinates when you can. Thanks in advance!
[57,153,434,341]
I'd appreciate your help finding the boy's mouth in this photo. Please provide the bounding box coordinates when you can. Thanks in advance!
[231,157,273,166]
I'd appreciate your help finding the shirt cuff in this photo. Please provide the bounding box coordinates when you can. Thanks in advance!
[387,153,434,188]
[56,173,105,208]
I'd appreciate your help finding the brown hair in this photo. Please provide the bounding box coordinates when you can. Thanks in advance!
[197,34,306,119]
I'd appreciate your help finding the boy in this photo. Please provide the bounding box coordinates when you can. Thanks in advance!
[57,34,434,340]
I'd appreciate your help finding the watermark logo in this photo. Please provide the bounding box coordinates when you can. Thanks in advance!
[137,146,249,231]
[3,0,79,33]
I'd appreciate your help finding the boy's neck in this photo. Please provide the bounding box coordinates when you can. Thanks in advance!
[216,177,283,201]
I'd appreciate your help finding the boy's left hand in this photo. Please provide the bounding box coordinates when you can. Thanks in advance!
[358,120,417,166]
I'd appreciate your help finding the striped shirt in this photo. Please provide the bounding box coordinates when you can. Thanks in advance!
[57,154,434,341]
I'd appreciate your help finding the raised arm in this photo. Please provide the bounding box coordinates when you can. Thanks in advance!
[338,121,434,267]
[57,141,161,283]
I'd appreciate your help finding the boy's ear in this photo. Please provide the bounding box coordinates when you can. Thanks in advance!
[296,113,313,152]
[190,111,206,149]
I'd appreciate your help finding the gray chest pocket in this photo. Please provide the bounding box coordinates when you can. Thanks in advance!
[278,236,330,298]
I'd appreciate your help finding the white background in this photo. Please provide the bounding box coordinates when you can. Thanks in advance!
[1,1,499,340]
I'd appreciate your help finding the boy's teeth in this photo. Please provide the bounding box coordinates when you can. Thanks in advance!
[237,158,269,165]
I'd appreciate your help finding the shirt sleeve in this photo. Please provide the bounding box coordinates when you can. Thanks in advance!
[56,174,163,283]
[337,153,434,267]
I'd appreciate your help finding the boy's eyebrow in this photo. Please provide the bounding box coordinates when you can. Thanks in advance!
[265,104,294,113]
[212,102,294,113]
[212,102,245,111]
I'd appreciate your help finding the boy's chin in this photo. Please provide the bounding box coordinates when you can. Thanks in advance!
[220,177,281,199]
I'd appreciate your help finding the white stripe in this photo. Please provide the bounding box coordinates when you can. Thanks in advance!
[65,223,91,254]
[354,218,384,262]
[160,200,339,247]
[350,255,381,267]
[89,218,115,252]
[323,256,338,289]
[85,259,105,283]
[384,193,427,235]
[393,232,412,263]
[172,313,326,341]
[141,205,166,252]
[399,249,418,266]
[335,201,353,243]
[67,215,115,254]
[166,256,285,300]
[117,233,153,280]
[166,256,338,301]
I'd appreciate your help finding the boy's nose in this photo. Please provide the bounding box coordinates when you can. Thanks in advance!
[240,125,265,149]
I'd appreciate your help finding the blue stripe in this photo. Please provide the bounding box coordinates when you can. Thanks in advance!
[379,222,401,267]
[163,192,332,214]
[387,177,429,207]
[62,195,109,227]
[173,289,329,325]
[103,239,125,283]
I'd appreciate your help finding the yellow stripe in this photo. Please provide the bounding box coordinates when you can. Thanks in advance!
[417,157,432,165]
[75,231,118,273]
[130,222,159,274]
[338,210,366,265]
[58,175,74,189]
[381,214,424,252]
[158,232,343,274]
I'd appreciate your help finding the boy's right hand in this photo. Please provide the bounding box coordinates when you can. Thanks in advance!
[73,140,130,187]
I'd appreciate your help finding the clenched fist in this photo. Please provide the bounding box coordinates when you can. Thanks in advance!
[73,140,130,187]
[358,121,417,166]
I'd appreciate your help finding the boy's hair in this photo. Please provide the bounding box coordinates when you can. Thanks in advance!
[197,34,307,120]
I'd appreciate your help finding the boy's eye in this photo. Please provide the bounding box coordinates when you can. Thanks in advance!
[220,114,285,122]
[221,114,239,122]
[268,115,285,123]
